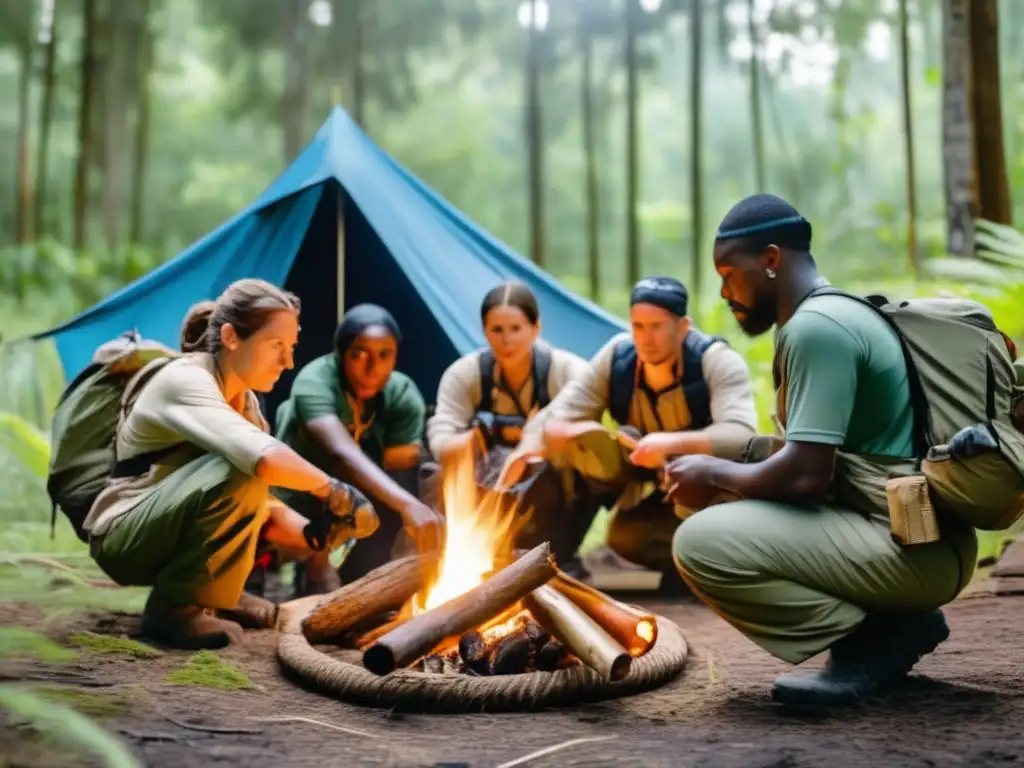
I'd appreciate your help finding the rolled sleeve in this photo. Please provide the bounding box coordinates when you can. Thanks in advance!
[700,343,759,459]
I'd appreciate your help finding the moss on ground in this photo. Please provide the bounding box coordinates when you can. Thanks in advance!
[0,627,78,662]
[30,685,142,719]
[68,632,161,659]
[164,651,254,691]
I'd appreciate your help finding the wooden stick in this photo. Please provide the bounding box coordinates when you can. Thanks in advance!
[524,584,632,682]
[282,554,434,642]
[362,542,557,676]
[550,571,658,657]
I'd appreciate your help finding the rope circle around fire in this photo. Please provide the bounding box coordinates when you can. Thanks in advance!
[277,614,689,713]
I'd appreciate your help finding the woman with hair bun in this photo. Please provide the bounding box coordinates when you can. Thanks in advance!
[86,278,380,649]
[425,280,598,577]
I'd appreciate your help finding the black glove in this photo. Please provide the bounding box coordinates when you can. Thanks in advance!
[947,423,1000,459]
[303,479,380,552]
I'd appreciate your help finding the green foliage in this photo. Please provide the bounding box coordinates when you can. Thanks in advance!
[0,685,142,768]
[69,632,162,659]
[165,651,255,691]
[0,411,51,479]
[0,627,78,663]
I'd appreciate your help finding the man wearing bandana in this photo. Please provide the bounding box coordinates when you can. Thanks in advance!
[502,276,758,593]
[274,304,443,594]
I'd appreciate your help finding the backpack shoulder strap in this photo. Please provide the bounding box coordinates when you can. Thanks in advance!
[608,339,639,426]
[532,345,553,409]
[804,286,932,457]
[681,330,725,430]
[477,349,496,415]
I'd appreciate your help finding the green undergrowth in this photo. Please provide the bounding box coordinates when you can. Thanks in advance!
[69,632,162,659]
[164,651,254,691]
[29,685,144,719]
[0,627,78,663]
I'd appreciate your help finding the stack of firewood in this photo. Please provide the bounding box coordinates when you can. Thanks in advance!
[286,543,659,682]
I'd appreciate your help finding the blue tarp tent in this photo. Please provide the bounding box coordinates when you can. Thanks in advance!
[35,107,626,419]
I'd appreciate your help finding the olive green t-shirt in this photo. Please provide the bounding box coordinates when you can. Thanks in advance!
[274,353,426,472]
[776,294,914,458]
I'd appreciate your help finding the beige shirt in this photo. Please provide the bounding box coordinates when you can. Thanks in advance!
[519,331,758,461]
[84,353,278,536]
[426,341,590,461]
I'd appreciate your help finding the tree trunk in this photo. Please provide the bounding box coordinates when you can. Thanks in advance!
[35,0,59,241]
[351,0,366,128]
[130,0,153,245]
[746,0,765,192]
[525,0,544,267]
[968,0,1010,224]
[624,0,640,287]
[689,0,704,315]
[899,0,918,276]
[941,0,974,254]
[16,33,33,246]
[282,0,309,162]
[102,3,127,249]
[74,0,98,252]
[581,29,600,302]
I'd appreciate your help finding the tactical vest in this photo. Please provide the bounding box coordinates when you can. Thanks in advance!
[608,330,724,431]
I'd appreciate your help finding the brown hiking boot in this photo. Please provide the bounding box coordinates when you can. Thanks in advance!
[217,592,279,630]
[141,592,245,649]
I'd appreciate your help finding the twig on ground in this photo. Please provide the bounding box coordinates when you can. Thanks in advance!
[249,715,378,738]
[160,713,263,735]
[494,735,619,768]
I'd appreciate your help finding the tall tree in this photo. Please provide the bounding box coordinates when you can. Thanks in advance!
[898,0,918,274]
[13,2,34,245]
[968,0,1010,224]
[689,0,704,314]
[524,0,545,267]
[129,0,153,245]
[74,0,98,251]
[35,0,59,240]
[624,0,640,286]
[283,0,310,161]
[580,19,600,301]
[746,0,765,192]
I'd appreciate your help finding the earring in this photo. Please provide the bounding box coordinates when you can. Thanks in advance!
[765,268,776,279]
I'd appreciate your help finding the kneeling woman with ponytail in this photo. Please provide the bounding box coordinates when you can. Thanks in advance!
[85,279,378,649]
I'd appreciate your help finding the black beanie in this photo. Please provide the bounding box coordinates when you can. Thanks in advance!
[629,276,688,317]
[715,193,812,250]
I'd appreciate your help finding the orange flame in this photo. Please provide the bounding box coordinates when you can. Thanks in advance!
[411,449,523,614]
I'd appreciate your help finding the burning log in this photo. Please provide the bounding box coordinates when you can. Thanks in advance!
[550,571,658,657]
[295,554,435,644]
[362,542,557,676]
[534,639,566,671]
[488,631,532,675]
[525,584,632,682]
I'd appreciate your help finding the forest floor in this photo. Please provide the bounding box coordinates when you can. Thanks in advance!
[2,541,1024,768]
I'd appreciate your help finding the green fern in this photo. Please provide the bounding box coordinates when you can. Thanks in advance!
[0,684,141,768]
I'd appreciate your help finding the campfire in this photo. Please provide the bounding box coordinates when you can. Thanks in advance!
[292,452,659,682]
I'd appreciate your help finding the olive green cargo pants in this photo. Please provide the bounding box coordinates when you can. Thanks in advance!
[91,454,269,610]
[672,500,979,664]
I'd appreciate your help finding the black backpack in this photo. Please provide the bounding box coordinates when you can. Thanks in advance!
[476,345,553,416]
[607,330,725,429]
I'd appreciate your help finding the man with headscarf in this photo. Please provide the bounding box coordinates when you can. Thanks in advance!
[665,193,978,707]
[501,276,759,593]
[275,304,443,593]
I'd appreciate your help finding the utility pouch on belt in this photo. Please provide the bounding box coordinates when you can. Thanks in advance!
[885,475,940,546]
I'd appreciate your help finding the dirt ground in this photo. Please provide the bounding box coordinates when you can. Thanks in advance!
[3,549,1024,768]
